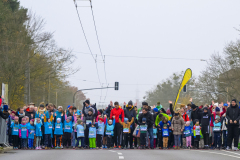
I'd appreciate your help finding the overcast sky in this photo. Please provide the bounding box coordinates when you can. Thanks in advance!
[20,0,240,107]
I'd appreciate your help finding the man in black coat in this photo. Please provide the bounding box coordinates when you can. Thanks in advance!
[124,100,136,149]
[191,103,203,124]
[24,103,36,120]
[226,99,240,151]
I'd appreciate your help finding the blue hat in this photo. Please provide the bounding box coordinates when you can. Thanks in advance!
[224,103,228,107]
[3,105,8,111]
[215,107,220,112]
[142,118,146,122]
[124,118,128,123]
[67,105,71,109]
[153,108,158,113]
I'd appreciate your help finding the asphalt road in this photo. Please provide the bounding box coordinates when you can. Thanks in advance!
[1,149,240,160]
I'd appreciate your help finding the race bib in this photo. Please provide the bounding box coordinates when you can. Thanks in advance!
[123,128,129,133]
[98,127,102,132]
[163,131,168,136]
[79,129,84,134]
[153,134,157,138]
[195,128,200,135]
[56,124,60,129]
[106,130,111,135]
[30,129,35,133]
[140,125,147,131]
[184,130,190,135]
[39,127,41,132]
[214,126,220,131]
[86,120,92,125]
[22,127,27,131]
[48,125,52,129]
[13,127,18,132]
[89,131,94,135]
[65,125,70,130]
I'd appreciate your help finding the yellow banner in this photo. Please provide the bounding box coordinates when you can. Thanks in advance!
[174,68,192,110]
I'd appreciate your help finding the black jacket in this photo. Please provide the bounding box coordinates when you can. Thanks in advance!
[191,107,203,124]
[0,110,9,119]
[104,105,113,118]
[138,111,154,129]
[24,108,36,120]
[226,104,240,126]
[201,110,212,126]
[124,106,136,121]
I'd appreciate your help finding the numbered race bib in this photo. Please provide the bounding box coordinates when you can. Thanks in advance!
[184,130,190,135]
[65,125,70,130]
[98,127,102,132]
[22,127,27,131]
[30,129,35,134]
[106,130,111,135]
[89,131,94,135]
[79,129,84,134]
[56,124,60,129]
[48,125,52,129]
[153,133,157,138]
[214,126,220,131]
[163,131,168,136]
[123,128,129,133]
[195,128,200,135]
[140,125,147,131]
[13,127,18,132]
[39,127,41,132]
[86,120,92,125]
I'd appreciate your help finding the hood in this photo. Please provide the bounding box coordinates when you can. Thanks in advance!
[230,104,238,108]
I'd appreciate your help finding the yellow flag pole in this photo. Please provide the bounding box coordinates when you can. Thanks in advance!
[173,68,192,110]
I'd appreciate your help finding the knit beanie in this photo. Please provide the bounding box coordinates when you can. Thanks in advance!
[163,124,167,128]
[128,100,133,106]
[215,107,220,112]
[11,111,16,115]
[124,118,128,123]
[191,104,197,109]
[142,118,146,122]
[30,119,34,123]
[85,100,90,105]
[153,108,158,113]
[3,105,8,111]
[58,106,63,109]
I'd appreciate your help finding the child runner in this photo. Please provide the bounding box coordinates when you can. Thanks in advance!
[162,124,169,149]
[88,122,98,149]
[193,119,201,149]
[106,117,116,149]
[213,115,221,149]
[35,117,43,150]
[119,117,134,149]
[19,117,28,150]
[11,116,20,149]
[140,118,147,149]
[28,119,35,149]
[75,119,86,149]
[44,113,53,149]
[96,115,107,149]
[184,121,192,149]
[54,115,64,149]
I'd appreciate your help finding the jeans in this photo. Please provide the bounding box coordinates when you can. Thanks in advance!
[222,130,227,148]
[28,139,34,148]
[71,131,76,147]
[21,138,27,148]
[147,127,153,148]
[174,135,181,147]
[76,137,84,147]
[214,132,221,148]
[44,134,52,147]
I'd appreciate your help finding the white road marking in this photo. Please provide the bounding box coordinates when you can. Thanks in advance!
[191,150,240,159]
[222,150,240,156]
[118,152,123,155]
[119,156,124,159]
[109,150,116,152]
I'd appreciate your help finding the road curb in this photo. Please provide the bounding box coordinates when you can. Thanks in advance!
[0,147,13,154]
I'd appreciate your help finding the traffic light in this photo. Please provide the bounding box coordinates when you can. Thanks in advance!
[115,82,119,90]
[183,85,187,92]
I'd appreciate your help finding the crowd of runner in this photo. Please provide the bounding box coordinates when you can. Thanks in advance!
[0,98,240,151]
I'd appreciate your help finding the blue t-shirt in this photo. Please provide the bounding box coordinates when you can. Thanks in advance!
[184,126,192,137]
[35,122,42,137]
[19,124,28,139]
[213,122,221,132]
[162,128,169,137]
[44,122,53,134]
[106,119,115,136]
[97,122,105,135]
[76,125,85,137]
[153,128,157,138]
[11,123,19,136]
[28,125,35,139]
[89,127,96,138]
[64,121,73,133]
[35,111,49,119]
[54,122,63,135]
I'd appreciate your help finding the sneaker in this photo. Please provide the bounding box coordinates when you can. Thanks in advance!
[233,147,239,151]
[226,146,231,150]
[90,148,92,149]
[130,147,134,149]
[118,146,121,149]
[114,146,117,148]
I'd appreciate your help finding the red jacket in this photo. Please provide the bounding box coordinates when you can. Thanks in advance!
[209,105,226,127]
[110,107,124,123]
[182,112,189,122]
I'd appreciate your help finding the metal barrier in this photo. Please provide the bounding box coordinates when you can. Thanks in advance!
[0,115,10,147]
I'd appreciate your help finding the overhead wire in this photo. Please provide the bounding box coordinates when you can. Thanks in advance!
[73,0,103,100]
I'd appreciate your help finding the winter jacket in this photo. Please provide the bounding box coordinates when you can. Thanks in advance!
[110,107,125,123]
[226,104,240,126]
[201,110,212,127]
[83,114,95,126]
[171,116,185,135]
[209,105,226,127]
[182,112,189,122]
[105,105,113,118]
[138,111,154,129]
[119,117,134,133]
[83,103,97,117]
[24,108,36,120]
[191,106,203,124]
[221,116,228,130]
[156,105,163,111]
[155,113,171,127]
[124,105,136,123]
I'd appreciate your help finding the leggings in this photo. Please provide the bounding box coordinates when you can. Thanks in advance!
[186,136,191,147]
[36,136,41,147]
[89,138,96,148]
[107,135,113,148]
[174,135,181,147]
[12,135,19,148]
[97,134,103,148]
[28,139,34,148]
